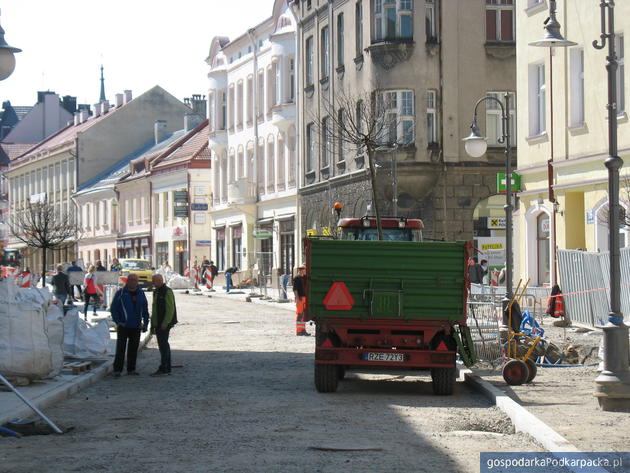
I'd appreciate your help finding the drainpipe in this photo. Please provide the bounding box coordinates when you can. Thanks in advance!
[149,181,153,266]
[437,0,447,241]
[247,28,260,271]
[187,171,192,273]
[288,1,302,266]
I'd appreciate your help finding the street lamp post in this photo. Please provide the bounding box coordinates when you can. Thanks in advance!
[463,94,513,332]
[592,0,630,412]
[0,9,21,81]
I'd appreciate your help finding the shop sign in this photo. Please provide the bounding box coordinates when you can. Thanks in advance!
[172,226,187,238]
[496,172,521,193]
[174,191,189,203]
[487,217,506,229]
[253,229,273,239]
[191,203,208,211]
[196,240,212,247]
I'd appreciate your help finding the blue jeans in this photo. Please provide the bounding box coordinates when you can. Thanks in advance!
[155,327,171,372]
[226,272,232,292]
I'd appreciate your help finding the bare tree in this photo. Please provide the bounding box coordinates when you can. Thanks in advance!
[8,201,81,287]
[314,87,398,240]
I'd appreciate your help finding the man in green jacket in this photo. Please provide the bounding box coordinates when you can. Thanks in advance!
[151,274,177,376]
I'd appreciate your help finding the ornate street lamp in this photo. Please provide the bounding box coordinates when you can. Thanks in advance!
[463,94,513,333]
[591,0,630,412]
[0,9,21,81]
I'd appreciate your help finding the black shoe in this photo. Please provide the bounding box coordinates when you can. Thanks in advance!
[151,369,167,376]
[113,371,122,378]
[127,371,139,376]
[297,332,311,337]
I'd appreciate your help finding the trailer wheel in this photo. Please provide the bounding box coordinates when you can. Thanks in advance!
[431,367,455,395]
[525,358,537,383]
[502,359,529,386]
[337,366,346,380]
[314,363,339,393]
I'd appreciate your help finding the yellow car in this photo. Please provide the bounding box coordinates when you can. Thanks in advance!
[120,258,154,289]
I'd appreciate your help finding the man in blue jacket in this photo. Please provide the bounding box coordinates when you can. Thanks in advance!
[110,273,149,377]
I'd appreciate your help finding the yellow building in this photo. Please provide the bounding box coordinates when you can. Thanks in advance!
[516,0,630,286]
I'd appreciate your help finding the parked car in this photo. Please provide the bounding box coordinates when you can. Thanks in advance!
[119,259,154,289]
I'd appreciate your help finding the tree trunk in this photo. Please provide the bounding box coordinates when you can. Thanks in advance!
[41,248,47,288]
[366,149,384,241]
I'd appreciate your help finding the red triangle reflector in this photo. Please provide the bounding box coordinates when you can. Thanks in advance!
[322,338,334,348]
[323,282,355,311]
[436,341,448,351]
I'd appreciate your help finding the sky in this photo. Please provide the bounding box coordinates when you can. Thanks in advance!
[0,0,276,107]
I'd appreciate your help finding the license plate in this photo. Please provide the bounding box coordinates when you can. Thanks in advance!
[365,352,405,362]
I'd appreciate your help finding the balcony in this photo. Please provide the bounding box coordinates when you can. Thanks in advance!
[227,178,257,205]
[366,39,414,71]
[271,103,296,128]
[208,129,228,151]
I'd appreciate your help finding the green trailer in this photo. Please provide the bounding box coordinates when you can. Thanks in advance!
[305,238,476,394]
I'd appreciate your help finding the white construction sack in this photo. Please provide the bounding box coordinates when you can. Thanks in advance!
[168,275,193,289]
[62,309,110,359]
[0,280,58,380]
[45,303,65,377]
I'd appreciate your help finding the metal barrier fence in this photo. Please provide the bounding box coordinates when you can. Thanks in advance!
[466,300,502,364]
[557,248,630,327]
[469,283,551,321]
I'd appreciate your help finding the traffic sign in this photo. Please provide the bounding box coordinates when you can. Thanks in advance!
[191,203,208,211]
[323,282,355,311]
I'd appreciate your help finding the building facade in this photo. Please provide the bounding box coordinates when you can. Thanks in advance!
[207,0,298,288]
[515,0,630,286]
[6,86,192,271]
[295,0,517,249]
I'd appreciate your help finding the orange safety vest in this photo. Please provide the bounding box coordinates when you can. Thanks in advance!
[546,294,565,318]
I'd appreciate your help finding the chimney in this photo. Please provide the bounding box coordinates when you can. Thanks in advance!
[79,109,89,123]
[189,94,207,119]
[62,95,77,114]
[124,90,132,104]
[154,120,167,144]
[102,100,110,113]
[184,113,203,132]
[73,112,80,126]
[115,93,124,107]
[93,103,101,118]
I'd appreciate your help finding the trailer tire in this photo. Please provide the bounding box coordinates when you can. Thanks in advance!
[337,366,346,380]
[525,358,537,383]
[502,359,529,386]
[431,367,455,395]
[315,363,339,393]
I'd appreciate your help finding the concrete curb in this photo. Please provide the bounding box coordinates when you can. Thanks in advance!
[183,289,296,312]
[0,330,153,427]
[463,371,610,473]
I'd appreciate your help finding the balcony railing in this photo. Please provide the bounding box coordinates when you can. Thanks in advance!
[228,178,257,205]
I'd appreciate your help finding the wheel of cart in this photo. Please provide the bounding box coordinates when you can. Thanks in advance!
[502,359,529,385]
[314,363,339,393]
[431,367,456,395]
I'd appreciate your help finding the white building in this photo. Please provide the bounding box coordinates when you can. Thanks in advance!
[207,0,298,290]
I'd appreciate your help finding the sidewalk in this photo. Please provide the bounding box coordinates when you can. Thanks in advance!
[179,286,296,312]
[0,308,152,427]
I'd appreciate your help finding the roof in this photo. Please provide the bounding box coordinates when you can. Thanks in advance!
[77,130,187,193]
[0,142,33,166]
[151,121,210,171]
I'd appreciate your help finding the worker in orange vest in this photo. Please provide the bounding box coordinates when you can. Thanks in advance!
[293,264,309,336]
[545,284,566,319]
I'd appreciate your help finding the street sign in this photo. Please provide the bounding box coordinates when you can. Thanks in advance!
[174,191,189,203]
[487,217,506,229]
[253,229,273,239]
[323,282,354,310]
[190,203,208,211]
[196,240,212,247]
[497,172,521,193]
[174,205,189,218]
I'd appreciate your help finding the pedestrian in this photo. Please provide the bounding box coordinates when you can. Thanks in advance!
[110,258,122,272]
[151,274,177,376]
[293,264,309,336]
[83,265,102,320]
[480,259,489,285]
[96,260,107,272]
[110,273,149,377]
[51,264,71,305]
[468,257,484,285]
[209,261,218,289]
[225,266,237,292]
[201,257,211,285]
[66,260,83,301]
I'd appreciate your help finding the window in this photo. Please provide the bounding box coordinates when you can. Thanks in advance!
[425,0,436,41]
[267,139,275,193]
[288,59,295,102]
[257,141,265,194]
[208,92,215,132]
[275,61,282,105]
[237,147,244,179]
[427,90,437,144]
[337,13,344,67]
[95,202,100,228]
[529,63,546,136]
[288,127,297,187]
[237,81,244,127]
[257,70,265,118]
[306,36,314,86]
[322,116,331,168]
[616,34,625,113]
[228,149,235,184]
[570,48,585,126]
[485,92,516,146]
[486,0,514,42]
[277,134,286,191]
[232,226,242,268]
[306,123,315,172]
[135,197,141,223]
[337,108,345,162]
[355,1,363,56]
[380,90,415,145]
[280,219,295,275]
[247,76,254,123]
[266,66,274,112]
[156,242,168,267]
[220,90,227,130]
[216,229,226,271]
[374,0,413,41]
[228,85,235,131]
[321,26,330,79]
